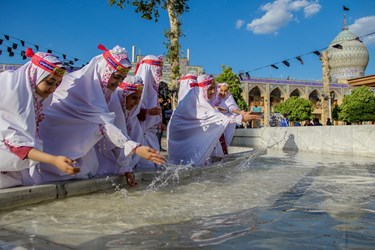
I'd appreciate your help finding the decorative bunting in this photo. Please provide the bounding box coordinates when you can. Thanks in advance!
[22,56,26,60]
[332,44,343,49]
[63,54,66,59]
[282,60,290,67]
[7,47,12,52]
[20,51,25,57]
[0,39,2,45]
[271,64,279,69]
[9,51,14,57]
[296,56,304,65]
[245,72,250,79]
[4,35,9,40]
[74,58,78,61]
[343,5,349,11]
[313,50,322,57]
[47,49,52,53]
[35,45,39,50]
[12,43,17,49]
[20,40,25,46]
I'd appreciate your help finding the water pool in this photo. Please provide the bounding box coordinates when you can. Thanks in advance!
[1,149,375,249]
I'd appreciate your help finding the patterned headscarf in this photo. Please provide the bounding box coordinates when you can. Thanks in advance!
[97,45,132,98]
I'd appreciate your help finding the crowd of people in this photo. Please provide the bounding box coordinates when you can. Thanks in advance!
[0,45,261,189]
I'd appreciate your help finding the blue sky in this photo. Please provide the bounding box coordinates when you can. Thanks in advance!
[1,0,374,81]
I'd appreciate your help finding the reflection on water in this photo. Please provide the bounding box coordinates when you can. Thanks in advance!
[1,149,375,249]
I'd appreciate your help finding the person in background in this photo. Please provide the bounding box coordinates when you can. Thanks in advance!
[167,74,259,166]
[280,114,290,127]
[313,117,323,126]
[326,118,332,126]
[31,45,164,185]
[293,118,301,126]
[0,48,79,189]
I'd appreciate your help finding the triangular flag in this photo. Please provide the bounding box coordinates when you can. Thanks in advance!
[12,43,17,49]
[74,58,78,61]
[22,56,26,60]
[9,51,14,57]
[0,39,2,45]
[313,51,322,57]
[282,60,290,67]
[0,50,2,55]
[245,72,250,79]
[47,49,52,53]
[332,44,343,49]
[7,47,12,52]
[4,35,9,40]
[20,51,25,56]
[63,54,66,59]
[20,40,25,46]
[271,64,279,69]
[343,5,349,11]
[296,56,304,65]
[35,45,39,50]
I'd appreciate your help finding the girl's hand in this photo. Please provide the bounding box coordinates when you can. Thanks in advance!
[124,172,137,187]
[52,156,80,175]
[135,146,166,165]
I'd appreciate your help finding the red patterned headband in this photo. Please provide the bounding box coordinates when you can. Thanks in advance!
[26,48,66,77]
[98,44,131,74]
[178,75,197,82]
[119,82,144,92]
[190,78,214,88]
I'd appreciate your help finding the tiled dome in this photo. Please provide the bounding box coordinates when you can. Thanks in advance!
[327,29,369,83]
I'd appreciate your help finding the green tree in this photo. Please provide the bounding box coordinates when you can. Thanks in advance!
[273,96,313,121]
[108,0,189,86]
[332,104,340,121]
[215,65,248,110]
[338,86,375,123]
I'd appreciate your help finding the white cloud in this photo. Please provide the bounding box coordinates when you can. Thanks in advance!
[304,3,321,17]
[246,0,321,35]
[348,16,375,45]
[236,19,245,29]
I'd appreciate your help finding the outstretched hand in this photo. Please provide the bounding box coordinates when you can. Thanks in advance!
[52,156,80,175]
[135,146,166,165]
[242,112,262,122]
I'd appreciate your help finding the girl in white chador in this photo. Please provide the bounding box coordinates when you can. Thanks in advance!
[31,45,164,184]
[0,49,79,189]
[134,55,164,170]
[177,72,197,103]
[96,75,144,186]
[210,82,244,147]
[167,74,256,166]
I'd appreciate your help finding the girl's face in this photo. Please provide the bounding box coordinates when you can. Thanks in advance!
[107,71,127,91]
[35,75,63,98]
[207,83,216,100]
[218,85,229,98]
[126,90,142,111]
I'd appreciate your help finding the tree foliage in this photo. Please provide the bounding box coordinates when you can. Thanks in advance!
[273,96,313,121]
[108,0,189,86]
[338,86,375,123]
[215,65,248,110]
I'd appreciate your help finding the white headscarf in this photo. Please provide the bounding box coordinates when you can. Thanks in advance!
[177,72,197,103]
[167,74,230,166]
[0,50,64,187]
[210,82,241,145]
[135,55,163,169]
[33,45,138,182]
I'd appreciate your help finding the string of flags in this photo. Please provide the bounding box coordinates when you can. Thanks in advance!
[239,30,375,80]
[0,33,89,69]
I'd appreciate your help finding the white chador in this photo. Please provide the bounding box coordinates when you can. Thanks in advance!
[134,55,163,170]
[0,52,63,188]
[96,76,144,175]
[211,82,242,146]
[177,73,197,103]
[31,45,138,183]
[167,75,241,166]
